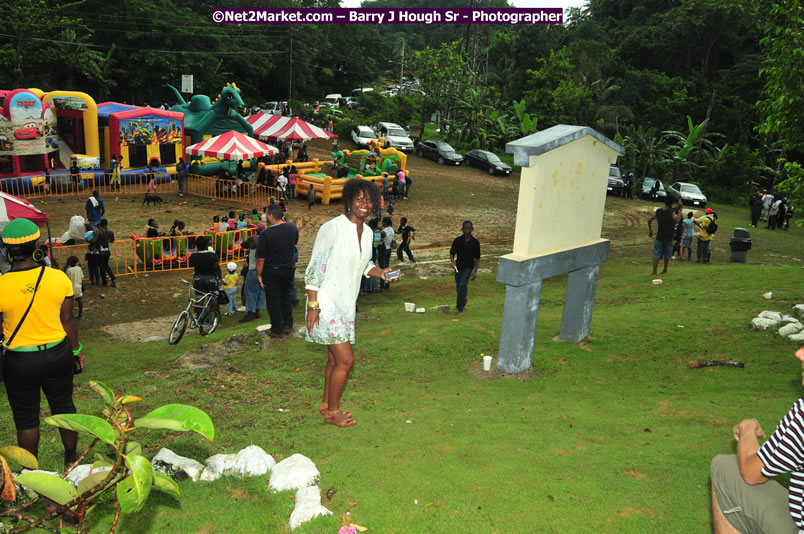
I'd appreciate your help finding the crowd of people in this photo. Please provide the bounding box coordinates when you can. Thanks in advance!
[749,190,794,230]
[648,197,720,274]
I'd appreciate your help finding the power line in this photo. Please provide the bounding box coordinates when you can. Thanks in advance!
[0,33,288,56]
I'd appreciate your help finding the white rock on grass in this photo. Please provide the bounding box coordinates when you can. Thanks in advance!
[152,448,205,482]
[223,445,276,477]
[789,331,804,343]
[269,454,320,492]
[289,486,332,531]
[782,315,799,323]
[65,465,112,487]
[200,445,275,482]
[752,317,780,331]
[794,304,804,320]
[789,332,804,343]
[779,323,804,337]
[759,311,783,321]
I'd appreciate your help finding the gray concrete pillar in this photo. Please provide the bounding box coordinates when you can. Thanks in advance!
[559,264,600,343]
[497,279,543,374]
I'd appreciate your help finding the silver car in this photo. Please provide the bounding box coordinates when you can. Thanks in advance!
[670,182,707,208]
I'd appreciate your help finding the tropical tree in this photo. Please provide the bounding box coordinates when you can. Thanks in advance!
[660,116,720,182]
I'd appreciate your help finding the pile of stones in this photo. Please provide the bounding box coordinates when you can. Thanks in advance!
[750,304,804,342]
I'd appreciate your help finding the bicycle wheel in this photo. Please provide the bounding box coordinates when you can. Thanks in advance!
[199,307,221,336]
[169,311,189,345]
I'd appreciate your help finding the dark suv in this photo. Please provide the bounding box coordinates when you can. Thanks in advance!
[607,165,624,196]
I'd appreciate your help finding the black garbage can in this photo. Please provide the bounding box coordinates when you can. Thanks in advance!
[729,227,752,263]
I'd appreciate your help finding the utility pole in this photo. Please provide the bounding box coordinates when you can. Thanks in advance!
[399,38,405,94]
[288,25,293,101]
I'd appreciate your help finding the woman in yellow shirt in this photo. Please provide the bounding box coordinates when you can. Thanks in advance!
[0,218,82,467]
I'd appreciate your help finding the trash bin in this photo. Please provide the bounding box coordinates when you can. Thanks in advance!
[729,227,752,263]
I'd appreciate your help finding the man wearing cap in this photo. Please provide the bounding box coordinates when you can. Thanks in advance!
[695,208,717,263]
[0,218,82,467]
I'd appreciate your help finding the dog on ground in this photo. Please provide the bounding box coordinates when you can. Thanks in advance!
[142,193,164,206]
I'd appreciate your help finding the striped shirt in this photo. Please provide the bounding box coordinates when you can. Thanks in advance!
[758,397,804,529]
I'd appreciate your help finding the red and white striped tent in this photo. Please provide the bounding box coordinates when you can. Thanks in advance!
[0,191,49,232]
[246,113,337,142]
[185,130,278,160]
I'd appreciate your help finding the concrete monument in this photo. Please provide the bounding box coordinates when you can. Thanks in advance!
[497,125,624,373]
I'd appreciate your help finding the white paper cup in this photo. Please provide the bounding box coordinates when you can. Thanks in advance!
[652,279,663,285]
[404,302,415,312]
[483,355,493,371]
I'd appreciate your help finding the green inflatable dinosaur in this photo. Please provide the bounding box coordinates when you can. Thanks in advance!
[167,82,253,145]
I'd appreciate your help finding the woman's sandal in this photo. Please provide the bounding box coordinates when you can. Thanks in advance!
[319,403,351,418]
[324,410,356,428]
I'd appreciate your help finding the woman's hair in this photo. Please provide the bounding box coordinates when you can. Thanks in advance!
[5,241,37,262]
[65,255,79,268]
[687,212,693,219]
[195,236,209,250]
[342,179,380,214]
[147,218,156,226]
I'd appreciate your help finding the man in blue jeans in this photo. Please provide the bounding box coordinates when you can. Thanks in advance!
[449,220,480,315]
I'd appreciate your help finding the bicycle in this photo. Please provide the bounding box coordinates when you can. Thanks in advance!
[168,279,222,345]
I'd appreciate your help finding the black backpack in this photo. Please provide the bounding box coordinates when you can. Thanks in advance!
[707,216,718,235]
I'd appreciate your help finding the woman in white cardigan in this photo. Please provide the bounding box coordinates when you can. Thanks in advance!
[305,179,395,427]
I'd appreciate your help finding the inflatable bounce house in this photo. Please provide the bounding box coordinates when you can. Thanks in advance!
[98,102,183,170]
[296,144,409,204]
[0,88,185,191]
[167,82,258,177]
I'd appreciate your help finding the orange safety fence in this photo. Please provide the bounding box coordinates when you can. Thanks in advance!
[46,227,257,278]
[0,173,284,205]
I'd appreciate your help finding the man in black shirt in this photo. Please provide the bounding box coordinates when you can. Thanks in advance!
[256,204,299,337]
[449,220,481,315]
[647,197,683,275]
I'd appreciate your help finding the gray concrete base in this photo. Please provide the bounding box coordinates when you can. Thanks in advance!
[496,240,609,373]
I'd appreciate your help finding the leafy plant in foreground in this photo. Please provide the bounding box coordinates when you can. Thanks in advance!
[0,380,214,533]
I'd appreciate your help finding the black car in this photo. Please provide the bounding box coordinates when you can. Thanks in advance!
[463,149,512,175]
[417,140,463,165]
[640,178,668,201]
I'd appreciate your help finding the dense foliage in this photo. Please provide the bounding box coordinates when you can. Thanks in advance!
[0,0,800,203]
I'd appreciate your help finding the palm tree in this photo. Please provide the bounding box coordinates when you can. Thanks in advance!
[661,116,719,182]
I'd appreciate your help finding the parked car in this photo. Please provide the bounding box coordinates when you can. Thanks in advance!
[344,97,359,109]
[640,178,668,201]
[375,122,414,152]
[463,149,512,175]
[260,101,291,116]
[607,164,624,195]
[417,140,463,165]
[351,125,376,148]
[669,182,707,208]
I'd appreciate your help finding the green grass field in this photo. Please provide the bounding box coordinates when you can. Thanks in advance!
[2,163,803,532]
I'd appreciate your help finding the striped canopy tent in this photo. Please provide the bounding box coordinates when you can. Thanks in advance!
[185,130,278,160]
[0,191,49,232]
[246,113,337,142]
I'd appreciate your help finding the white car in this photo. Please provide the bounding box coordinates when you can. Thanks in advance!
[375,122,414,152]
[351,126,376,148]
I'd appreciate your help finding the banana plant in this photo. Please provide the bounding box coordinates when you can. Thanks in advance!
[0,381,214,533]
